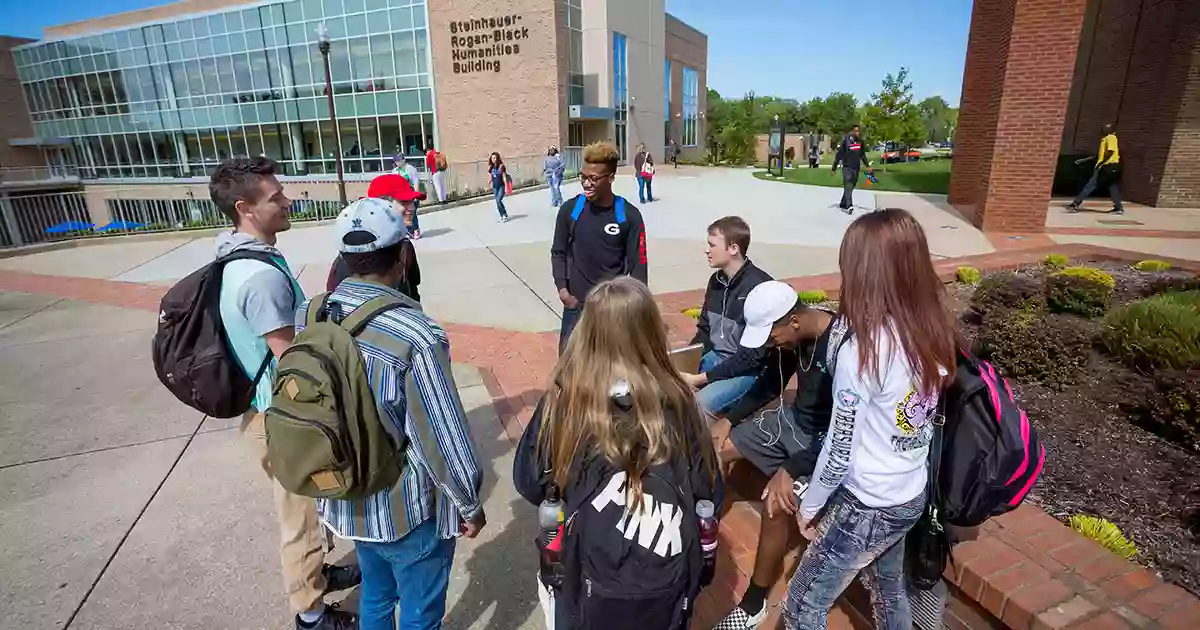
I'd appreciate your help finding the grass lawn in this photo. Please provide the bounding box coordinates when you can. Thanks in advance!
[754,156,952,194]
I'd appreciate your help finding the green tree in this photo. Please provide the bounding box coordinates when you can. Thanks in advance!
[918,95,957,143]
[817,92,859,138]
[864,67,916,148]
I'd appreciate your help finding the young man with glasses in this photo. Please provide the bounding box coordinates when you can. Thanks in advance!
[550,141,648,352]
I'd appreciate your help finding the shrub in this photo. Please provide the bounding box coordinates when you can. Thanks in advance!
[1120,370,1200,453]
[1046,266,1116,317]
[1142,275,1200,298]
[956,266,981,286]
[1134,259,1173,272]
[1102,292,1200,370]
[1043,253,1069,269]
[682,307,702,320]
[797,289,827,305]
[970,272,1044,315]
[978,310,1094,388]
[1069,515,1137,560]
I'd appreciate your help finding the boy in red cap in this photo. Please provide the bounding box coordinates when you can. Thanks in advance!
[325,174,422,301]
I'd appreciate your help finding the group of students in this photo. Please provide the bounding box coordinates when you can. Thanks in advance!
[194,137,956,630]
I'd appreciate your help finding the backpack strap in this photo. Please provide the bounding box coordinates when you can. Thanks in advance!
[615,196,627,223]
[341,295,409,337]
[219,249,299,307]
[307,292,333,327]
[570,194,586,221]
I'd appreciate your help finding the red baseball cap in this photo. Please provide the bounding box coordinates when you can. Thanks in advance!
[366,173,426,202]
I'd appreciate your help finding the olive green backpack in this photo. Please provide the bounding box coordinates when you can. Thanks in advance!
[265,293,411,500]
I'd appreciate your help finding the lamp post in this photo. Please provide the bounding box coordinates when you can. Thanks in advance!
[317,23,347,207]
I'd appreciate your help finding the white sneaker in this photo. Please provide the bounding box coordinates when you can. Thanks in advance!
[711,602,767,630]
[501,216,509,223]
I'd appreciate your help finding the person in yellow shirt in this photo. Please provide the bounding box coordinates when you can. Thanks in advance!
[1067,123,1124,215]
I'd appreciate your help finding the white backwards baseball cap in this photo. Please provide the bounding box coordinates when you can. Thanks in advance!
[335,197,408,254]
[740,281,800,348]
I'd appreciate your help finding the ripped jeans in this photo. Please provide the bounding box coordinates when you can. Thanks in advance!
[783,488,926,630]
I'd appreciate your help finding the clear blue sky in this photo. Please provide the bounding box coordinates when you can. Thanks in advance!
[2,0,972,106]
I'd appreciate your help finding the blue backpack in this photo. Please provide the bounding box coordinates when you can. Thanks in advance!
[568,194,627,242]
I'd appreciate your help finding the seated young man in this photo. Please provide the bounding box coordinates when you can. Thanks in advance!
[681,216,775,415]
[708,280,847,630]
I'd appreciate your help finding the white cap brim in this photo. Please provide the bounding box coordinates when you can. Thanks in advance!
[740,323,771,349]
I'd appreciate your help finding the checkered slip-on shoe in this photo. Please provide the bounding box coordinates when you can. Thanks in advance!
[711,603,768,630]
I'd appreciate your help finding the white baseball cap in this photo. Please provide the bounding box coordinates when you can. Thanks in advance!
[335,197,408,254]
[740,281,800,348]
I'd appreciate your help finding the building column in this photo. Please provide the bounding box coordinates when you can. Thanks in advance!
[174,133,190,176]
[948,0,1089,232]
[288,123,307,172]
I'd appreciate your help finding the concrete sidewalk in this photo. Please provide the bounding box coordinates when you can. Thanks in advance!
[0,294,542,630]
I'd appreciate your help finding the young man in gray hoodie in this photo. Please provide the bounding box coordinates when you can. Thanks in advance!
[211,157,359,630]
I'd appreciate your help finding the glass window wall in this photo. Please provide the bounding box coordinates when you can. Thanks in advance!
[14,0,434,178]
[682,66,698,147]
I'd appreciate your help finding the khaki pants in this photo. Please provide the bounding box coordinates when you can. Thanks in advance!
[241,411,328,614]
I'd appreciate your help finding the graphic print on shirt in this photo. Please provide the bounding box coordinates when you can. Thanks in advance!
[891,385,938,453]
[604,222,621,235]
[590,471,684,558]
[819,388,860,487]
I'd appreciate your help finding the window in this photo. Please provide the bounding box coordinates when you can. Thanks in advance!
[682,66,698,147]
[613,32,628,162]
[664,58,672,145]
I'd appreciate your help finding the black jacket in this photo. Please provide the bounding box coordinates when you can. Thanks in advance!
[551,195,648,301]
[833,134,870,172]
[690,261,774,382]
[326,241,421,302]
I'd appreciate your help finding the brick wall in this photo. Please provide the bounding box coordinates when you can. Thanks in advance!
[0,37,43,170]
[949,0,1089,233]
[1061,0,1200,208]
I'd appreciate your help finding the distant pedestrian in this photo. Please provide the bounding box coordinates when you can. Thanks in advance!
[392,155,422,239]
[809,145,820,169]
[832,124,873,213]
[550,141,648,353]
[488,152,509,223]
[426,144,447,203]
[672,139,681,168]
[544,146,566,207]
[633,143,650,204]
[1066,123,1124,215]
[641,153,656,202]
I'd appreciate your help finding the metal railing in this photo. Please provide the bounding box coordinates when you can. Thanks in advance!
[0,153,580,249]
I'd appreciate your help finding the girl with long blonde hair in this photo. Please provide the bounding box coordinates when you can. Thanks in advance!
[515,276,721,630]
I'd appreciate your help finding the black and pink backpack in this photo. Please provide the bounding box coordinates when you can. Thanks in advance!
[938,350,1044,527]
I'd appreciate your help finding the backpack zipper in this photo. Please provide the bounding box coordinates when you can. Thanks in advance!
[268,406,348,464]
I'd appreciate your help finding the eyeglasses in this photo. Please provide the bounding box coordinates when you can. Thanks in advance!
[580,172,613,185]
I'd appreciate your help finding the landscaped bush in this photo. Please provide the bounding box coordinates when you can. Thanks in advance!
[1141,275,1200,298]
[1069,515,1137,560]
[1043,253,1070,269]
[970,272,1044,315]
[1046,266,1116,317]
[1134,259,1173,272]
[1121,370,1200,453]
[1102,291,1200,370]
[956,266,981,286]
[797,289,827,305]
[978,309,1094,388]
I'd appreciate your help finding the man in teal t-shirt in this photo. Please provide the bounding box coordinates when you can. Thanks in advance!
[210,157,359,630]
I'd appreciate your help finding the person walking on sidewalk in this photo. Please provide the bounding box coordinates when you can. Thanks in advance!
[392,155,423,239]
[831,124,873,213]
[488,152,509,222]
[300,197,486,630]
[633,143,652,203]
[425,144,447,203]
[544,146,566,207]
[209,157,360,630]
[1066,123,1124,215]
[550,141,648,353]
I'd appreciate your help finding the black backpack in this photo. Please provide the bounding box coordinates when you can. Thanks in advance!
[908,350,1044,589]
[152,250,295,419]
[554,456,704,630]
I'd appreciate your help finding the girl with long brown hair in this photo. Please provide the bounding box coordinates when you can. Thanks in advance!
[782,209,957,630]
[514,276,721,630]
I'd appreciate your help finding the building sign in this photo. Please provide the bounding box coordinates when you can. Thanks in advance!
[449,14,531,74]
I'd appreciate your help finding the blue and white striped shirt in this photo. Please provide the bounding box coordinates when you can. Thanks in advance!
[295,278,483,542]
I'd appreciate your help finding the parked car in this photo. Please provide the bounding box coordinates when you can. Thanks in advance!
[881,142,922,163]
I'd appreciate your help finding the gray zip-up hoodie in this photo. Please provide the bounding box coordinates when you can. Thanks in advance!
[214,230,297,339]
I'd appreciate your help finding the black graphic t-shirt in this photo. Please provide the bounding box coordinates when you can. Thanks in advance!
[550,196,648,302]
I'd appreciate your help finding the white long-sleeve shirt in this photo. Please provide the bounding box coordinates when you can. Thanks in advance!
[799,332,938,520]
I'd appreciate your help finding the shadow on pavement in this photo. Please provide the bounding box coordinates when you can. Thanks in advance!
[442,497,541,630]
[418,228,454,239]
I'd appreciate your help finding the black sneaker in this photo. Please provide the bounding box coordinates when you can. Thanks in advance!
[711,602,768,630]
[1066,203,1080,213]
[1111,207,1124,215]
[322,564,362,595]
[296,605,357,630]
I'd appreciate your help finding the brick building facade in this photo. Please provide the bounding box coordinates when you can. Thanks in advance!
[950,0,1199,232]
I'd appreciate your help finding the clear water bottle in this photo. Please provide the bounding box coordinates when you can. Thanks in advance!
[538,486,563,531]
[538,486,565,589]
[696,499,718,586]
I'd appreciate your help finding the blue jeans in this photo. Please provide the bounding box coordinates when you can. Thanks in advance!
[695,350,756,415]
[356,519,457,630]
[636,174,647,203]
[783,489,925,630]
[408,199,421,235]
[493,186,507,218]
[549,172,563,206]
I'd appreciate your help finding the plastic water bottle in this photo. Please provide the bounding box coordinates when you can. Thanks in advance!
[538,486,564,531]
[696,499,718,586]
[538,486,565,589]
